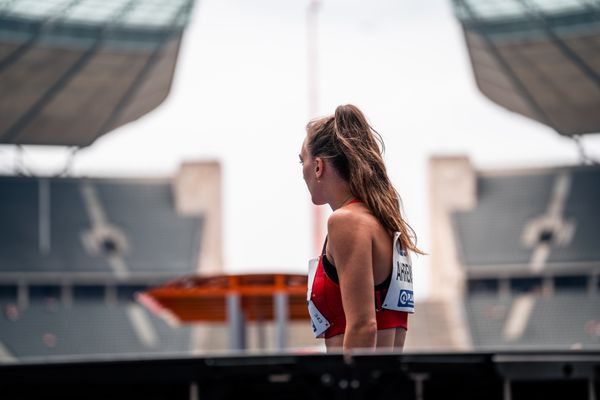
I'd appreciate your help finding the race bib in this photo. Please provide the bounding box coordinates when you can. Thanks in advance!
[307,257,330,337]
[307,299,330,337]
[382,232,415,313]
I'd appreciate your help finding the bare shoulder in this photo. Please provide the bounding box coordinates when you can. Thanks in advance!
[327,205,378,243]
[326,205,377,271]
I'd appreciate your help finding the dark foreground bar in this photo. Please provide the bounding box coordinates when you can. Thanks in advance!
[0,351,598,400]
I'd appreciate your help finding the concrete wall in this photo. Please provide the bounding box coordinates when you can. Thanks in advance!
[425,155,477,350]
[172,160,223,275]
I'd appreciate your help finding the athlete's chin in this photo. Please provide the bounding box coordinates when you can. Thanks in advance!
[311,197,327,206]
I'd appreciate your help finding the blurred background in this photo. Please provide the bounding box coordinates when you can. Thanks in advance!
[0,0,599,361]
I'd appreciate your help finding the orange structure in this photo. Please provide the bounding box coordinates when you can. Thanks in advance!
[137,273,309,324]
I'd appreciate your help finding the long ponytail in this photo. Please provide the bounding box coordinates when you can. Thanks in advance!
[307,104,425,255]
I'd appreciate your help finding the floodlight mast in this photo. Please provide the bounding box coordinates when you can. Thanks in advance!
[307,0,324,256]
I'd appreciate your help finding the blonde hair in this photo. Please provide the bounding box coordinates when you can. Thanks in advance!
[306,104,426,255]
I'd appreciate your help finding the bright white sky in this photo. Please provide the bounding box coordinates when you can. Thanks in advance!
[1,0,600,299]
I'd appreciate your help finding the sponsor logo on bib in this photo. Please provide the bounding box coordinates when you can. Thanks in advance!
[397,289,414,308]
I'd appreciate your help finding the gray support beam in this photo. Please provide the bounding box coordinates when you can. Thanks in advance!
[227,293,245,351]
[105,284,117,305]
[589,273,599,295]
[17,281,28,310]
[410,373,429,400]
[503,379,512,400]
[61,282,72,309]
[256,319,266,350]
[274,292,288,351]
[189,382,199,400]
[38,178,50,255]
[542,275,554,297]
[499,278,511,299]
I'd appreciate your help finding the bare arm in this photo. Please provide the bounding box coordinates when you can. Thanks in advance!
[328,210,377,351]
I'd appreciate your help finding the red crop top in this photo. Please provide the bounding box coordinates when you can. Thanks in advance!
[309,237,408,339]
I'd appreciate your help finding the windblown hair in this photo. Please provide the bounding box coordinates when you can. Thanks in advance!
[306,104,426,255]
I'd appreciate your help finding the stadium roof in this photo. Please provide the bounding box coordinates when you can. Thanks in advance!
[451,0,600,136]
[0,0,196,147]
[453,0,599,22]
[0,0,192,30]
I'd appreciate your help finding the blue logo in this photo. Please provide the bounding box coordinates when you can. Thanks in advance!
[397,290,414,308]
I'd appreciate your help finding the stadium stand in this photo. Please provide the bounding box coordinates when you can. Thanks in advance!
[0,163,221,361]
[466,290,600,350]
[0,176,202,274]
[453,172,556,267]
[551,167,600,262]
[93,179,204,273]
[443,0,600,353]
[443,162,600,350]
[453,165,600,272]
[0,289,195,360]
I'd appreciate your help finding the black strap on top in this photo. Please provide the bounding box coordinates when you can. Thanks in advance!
[321,237,340,284]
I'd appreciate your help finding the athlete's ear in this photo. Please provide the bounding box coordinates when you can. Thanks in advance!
[314,157,324,179]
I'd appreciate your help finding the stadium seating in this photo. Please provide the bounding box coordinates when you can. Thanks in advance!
[550,168,600,262]
[466,292,600,350]
[0,289,194,360]
[454,165,600,350]
[94,181,203,272]
[0,176,202,274]
[452,172,555,267]
[0,175,202,360]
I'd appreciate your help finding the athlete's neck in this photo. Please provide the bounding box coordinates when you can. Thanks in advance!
[330,193,358,211]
